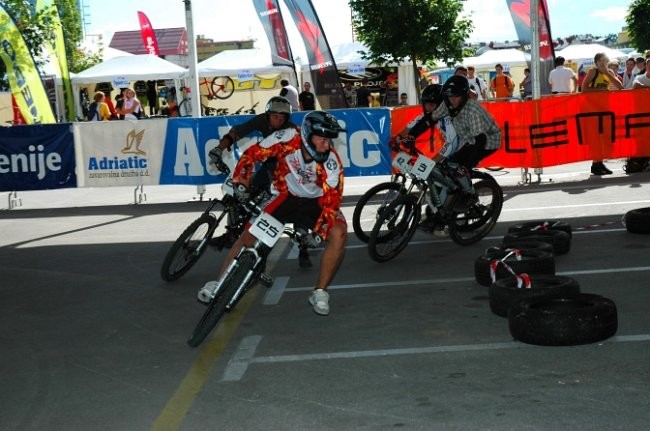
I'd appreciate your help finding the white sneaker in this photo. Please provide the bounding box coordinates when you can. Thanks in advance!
[308,289,330,315]
[433,225,449,238]
[198,281,219,303]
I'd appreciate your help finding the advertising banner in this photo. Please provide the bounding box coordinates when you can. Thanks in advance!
[252,0,292,63]
[137,11,160,56]
[0,123,76,191]
[0,5,56,124]
[73,120,167,187]
[159,108,392,185]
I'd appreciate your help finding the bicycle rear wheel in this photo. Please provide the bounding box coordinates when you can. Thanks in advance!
[160,213,217,282]
[448,179,503,245]
[178,98,192,117]
[211,76,235,100]
[352,181,404,243]
[187,251,257,347]
[368,195,420,262]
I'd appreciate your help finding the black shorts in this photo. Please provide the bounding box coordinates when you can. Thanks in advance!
[263,194,321,230]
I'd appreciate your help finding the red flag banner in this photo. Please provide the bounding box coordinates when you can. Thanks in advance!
[506,0,555,94]
[137,11,159,56]
[252,0,292,63]
[282,0,347,109]
[390,90,650,168]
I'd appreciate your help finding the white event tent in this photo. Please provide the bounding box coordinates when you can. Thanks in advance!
[195,48,296,114]
[555,43,628,67]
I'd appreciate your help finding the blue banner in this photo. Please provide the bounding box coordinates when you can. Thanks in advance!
[0,123,76,191]
[159,108,392,185]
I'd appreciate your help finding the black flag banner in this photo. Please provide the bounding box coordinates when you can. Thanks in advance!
[281,0,348,108]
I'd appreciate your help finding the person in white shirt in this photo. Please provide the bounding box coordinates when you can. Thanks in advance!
[632,59,650,89]
[548,56,578,94]
[467,66,487,100]
[622,57,637,89]
[279,79,300,111]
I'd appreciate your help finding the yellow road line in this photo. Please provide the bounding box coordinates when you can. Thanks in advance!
[149,286,261,431]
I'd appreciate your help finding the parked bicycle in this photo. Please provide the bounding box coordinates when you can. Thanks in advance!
[366,150,504,262]
[177,76,235,116]
[187,201,309,347]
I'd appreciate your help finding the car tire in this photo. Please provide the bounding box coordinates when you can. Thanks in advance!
[507,220,572,238]
[489,274,580,318]
[474,247,555,287]
[503,230,571,255]
[623,207,650,234]
[508,293,618,346]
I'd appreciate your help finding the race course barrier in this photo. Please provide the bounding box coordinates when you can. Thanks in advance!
[2,90,650,192]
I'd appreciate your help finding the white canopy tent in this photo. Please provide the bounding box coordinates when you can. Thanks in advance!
[70,54,187,119]
[299,41,422,107]
[195,48,297,114]
[464,48,531,70]
[555,43,628,68]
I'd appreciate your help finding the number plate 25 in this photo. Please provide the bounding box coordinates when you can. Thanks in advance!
[412,155,436,180]
[249,212,285,247]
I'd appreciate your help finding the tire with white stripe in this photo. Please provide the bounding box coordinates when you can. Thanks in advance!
[474,247,555,287]
[489,275,579,318]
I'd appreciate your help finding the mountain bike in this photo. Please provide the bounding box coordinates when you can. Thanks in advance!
[187,202,308,347]
[367,151,503,262]
[160,160,251,282]
[177,76,235,116]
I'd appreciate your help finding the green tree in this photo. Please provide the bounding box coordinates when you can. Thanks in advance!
[626,0,650,51]
[349,0,472,100]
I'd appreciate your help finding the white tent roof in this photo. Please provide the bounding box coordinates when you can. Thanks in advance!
[556,43,628,62]
[464,49,531,69]
[197,48,294,77]
[71,54,187,84]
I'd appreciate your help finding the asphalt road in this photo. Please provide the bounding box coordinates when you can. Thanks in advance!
[1,159,649,431]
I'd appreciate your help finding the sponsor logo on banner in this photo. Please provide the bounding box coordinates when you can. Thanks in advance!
[238,70,255,82]
[86,128,150,180]
[348,63,366,75]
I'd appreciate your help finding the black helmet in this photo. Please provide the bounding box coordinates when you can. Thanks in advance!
[442,75,470,116]
[265,96,292,117]
[300,110,343,163]
[421,84,443,112]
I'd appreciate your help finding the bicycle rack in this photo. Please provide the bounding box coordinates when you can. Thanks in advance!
[196,184,206,201]
[7,191,22,209]
[133,185,147,204]
[518,167,544,185]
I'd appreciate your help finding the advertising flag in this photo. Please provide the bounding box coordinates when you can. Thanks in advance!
[282,0,347,109]
[137,11,160,56]
[0,5,56,124]
[36,0,76,121]
[252,0,292,63]
[506,0,555,94]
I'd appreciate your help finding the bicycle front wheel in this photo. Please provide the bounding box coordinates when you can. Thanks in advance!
[368,195,420,263]
[352,181,404,243]
[178,98,192,117]
[160,213,217,282]
[448,179,503,246]
[211,76,235,100]
[187,251,257,347]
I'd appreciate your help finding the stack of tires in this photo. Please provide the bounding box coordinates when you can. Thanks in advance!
[474,219,618,346]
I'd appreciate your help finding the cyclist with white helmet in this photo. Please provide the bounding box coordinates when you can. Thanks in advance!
[208,96,313,268]
[207,111,347,316]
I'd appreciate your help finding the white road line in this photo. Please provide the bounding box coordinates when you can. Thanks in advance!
[502,199,650,212]
[222,334,650,381]
[263,276,289,305]
[221,335,262,382]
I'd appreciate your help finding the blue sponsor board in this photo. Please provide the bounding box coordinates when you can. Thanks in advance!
[0,123,76,191]
[158,108,392,185]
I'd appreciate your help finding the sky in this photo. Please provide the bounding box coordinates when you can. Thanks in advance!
[83,0,632,57]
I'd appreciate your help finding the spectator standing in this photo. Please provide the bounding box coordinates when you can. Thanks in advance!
[634,56,646,76]
[520,68,533,99]
[343,81,356,107]
[369,93,381,107]
[398,92,408,106]
[467,66,487,100]
[582,52,623,176]
[632,58,650,88]
[548,56,577,94]
[622,57,637,89]
[356,78,371,107]
[88,91,111,122]
[298,81,316,110]
[607,60,623,91]
[119,88,142,120]
[490,63,515,99]
[279,79,300,111]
